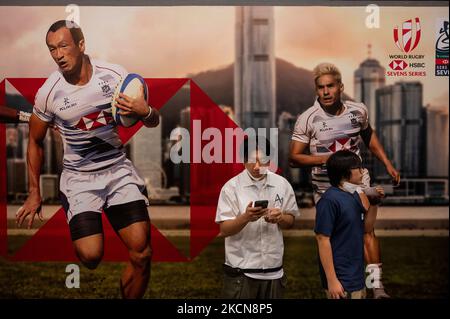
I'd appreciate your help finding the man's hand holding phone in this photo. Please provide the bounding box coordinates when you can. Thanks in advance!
[244,201,268,222]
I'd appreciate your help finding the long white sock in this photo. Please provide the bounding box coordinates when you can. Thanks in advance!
[366,263,384,289]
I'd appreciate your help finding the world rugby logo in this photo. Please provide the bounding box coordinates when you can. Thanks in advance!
[393,17,421,53]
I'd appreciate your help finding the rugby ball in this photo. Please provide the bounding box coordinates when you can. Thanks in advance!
[111,73,148,127]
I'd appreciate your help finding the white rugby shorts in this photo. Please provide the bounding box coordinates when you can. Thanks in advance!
[60,158,149,223]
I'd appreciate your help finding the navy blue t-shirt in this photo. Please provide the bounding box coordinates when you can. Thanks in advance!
[314,186,366,292]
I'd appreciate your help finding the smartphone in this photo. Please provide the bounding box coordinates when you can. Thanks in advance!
[253,200,269,209]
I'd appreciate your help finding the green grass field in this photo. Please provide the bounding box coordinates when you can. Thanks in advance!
[0,236,448,299]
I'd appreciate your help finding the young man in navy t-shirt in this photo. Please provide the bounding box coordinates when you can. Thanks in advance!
[314,150,383,299]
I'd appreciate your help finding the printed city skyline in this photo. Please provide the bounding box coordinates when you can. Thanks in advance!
[0,6,447,109]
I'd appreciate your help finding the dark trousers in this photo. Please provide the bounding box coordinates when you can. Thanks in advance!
[222,272,287,299]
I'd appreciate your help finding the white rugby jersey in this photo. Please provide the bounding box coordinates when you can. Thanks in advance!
[33,58,127,172]
[291,99,369,194]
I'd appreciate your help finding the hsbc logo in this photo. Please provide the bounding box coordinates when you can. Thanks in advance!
[75,110,114,131]
[389,59,408,70]
[394,17,421,53]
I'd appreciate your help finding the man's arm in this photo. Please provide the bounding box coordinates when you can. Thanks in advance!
[316,234,346,299]
[16,114,49,228]
[363,187,384,232]
[0,106,31,123]
[0,106,18,122]
[367,131,400,185]
[219,202,267,237]
[364,206,377,233]
[278,213,295,229]
[141,106,160,128]
[289,140,329,168]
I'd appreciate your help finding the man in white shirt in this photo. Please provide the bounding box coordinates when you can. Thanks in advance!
[216,137,300,299]
[15,20,160,299]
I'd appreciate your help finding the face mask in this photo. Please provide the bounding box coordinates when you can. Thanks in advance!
[258,166,269,175]
[341,182,362,194]
[246,167,268,181]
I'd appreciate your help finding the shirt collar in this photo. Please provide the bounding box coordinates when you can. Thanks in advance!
[314,98,347,116]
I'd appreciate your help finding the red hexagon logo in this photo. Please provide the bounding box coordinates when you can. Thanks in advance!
[389,59,408,70]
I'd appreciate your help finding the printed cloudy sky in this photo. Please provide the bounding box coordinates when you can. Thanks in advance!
[0,5,448,109]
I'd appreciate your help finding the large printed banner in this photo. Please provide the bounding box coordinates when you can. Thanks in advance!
[0,4,448,262]
[0,2,448,302]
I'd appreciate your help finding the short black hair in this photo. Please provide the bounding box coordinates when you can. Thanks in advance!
[326,150,362,187]
[46,20,84,45]
[241,135,274,163]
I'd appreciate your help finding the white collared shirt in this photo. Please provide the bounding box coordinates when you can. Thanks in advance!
[215,170,300,279]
